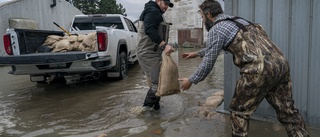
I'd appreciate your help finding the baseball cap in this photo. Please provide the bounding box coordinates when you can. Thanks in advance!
[163,0,174,8]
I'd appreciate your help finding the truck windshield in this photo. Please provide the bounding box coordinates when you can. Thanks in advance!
[72,16,124,30]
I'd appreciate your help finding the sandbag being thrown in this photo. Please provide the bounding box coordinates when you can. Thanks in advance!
[156,54,180,96]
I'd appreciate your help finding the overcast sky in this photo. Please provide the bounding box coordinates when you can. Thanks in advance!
[0,0,11,3]
[0,0,146,21]
[117,0,146,21]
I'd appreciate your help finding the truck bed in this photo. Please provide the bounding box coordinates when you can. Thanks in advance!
[0,29,99,65]
[14,29,64,54]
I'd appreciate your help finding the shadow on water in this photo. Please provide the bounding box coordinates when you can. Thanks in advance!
[0,48,319,137]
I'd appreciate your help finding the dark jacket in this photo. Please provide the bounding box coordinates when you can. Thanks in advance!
[139,1,164,45]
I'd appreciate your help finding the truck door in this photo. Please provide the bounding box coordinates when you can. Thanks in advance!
[124,18,138,55]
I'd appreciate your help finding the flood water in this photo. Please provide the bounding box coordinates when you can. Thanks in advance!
[0,48,320,137]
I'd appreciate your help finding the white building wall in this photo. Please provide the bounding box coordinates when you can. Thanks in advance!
[163,0,203,45]
[163,0,224,45]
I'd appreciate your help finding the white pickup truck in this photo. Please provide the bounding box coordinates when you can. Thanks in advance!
[0,14,138,84]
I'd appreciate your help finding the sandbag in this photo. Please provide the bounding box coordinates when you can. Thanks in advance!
[205,91,224,108]
[156,54,180,96]
[205,96,223,108]
[69,41,82,51]
[77,34,85,42]
[41,33,97,52]
[51,39,70,52]
[80,32,97,51]
[67,35,78,43]
[43,35,62,46]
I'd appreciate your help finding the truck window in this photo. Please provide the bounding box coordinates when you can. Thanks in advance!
[72,16,124,30]
[124,18,137,33]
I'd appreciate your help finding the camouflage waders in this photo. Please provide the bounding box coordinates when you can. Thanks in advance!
[223,18,309,137]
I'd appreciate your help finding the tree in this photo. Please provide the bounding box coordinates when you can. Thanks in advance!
[98,0,127,16]
[73,0,99,14]
[72,0,126,15]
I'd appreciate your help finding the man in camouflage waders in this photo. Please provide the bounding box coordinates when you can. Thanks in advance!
[178,0,309,136]
[137,0,174,110]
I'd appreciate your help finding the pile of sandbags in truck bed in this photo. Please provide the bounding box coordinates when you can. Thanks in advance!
[37,32,97,53]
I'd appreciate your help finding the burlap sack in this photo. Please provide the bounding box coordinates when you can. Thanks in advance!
[51,39,70,52]
[77,34,85,42]
[205,91,224,108]
[67,35,78,43]
[43,35,62,46]
[69,41,82,51]
[156,54,180,96]
[42,33,97,52]
[80,32,97,51]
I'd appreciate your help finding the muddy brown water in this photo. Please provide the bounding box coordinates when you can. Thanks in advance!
[0,48,319,137]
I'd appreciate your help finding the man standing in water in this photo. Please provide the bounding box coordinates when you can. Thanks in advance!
[178,0,309,136]
[137,0,174,110]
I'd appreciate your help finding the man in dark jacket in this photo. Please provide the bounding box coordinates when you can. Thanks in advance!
[179,0,309,136]
[137,0,174,110]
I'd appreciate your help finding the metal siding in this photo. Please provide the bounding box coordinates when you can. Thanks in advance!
[236,0,254,21]
[224,0,320,126]
[309,0,320,126]
[223,53,238,112]
[290,0,310,119]
[223,0,236,111]
[271,0,291,57]
[254,0,271,35]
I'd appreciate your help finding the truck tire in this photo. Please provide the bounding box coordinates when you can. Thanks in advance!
[117,51,128,80]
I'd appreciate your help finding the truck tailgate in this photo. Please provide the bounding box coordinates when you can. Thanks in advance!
[0,51,98,65]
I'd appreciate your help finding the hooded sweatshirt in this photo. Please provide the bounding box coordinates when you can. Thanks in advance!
[139,0,164,45]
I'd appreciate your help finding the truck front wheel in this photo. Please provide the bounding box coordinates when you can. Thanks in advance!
[117,51,128,80]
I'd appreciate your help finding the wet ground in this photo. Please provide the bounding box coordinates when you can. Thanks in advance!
[0,48,320,137]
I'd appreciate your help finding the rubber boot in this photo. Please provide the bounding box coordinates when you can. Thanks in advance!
[143,88,160,110]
